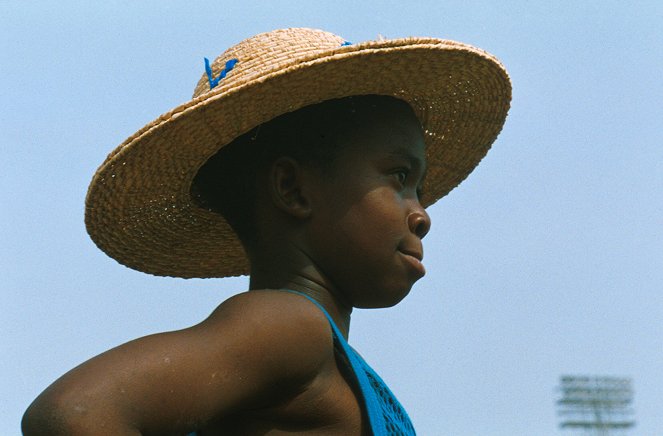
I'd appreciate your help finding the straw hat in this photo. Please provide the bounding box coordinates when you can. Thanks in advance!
[85,27,511,278]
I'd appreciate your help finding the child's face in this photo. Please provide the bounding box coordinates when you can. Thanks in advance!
[305,106,430,308]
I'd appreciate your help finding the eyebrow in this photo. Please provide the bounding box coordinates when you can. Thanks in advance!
[386,148,427,176]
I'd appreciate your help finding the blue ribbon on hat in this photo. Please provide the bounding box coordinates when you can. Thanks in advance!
[204,40,351,91]
[205,58,239,90]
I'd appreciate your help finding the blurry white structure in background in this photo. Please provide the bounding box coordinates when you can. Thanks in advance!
[557,375,635,435]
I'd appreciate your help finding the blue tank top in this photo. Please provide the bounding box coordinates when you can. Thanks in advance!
[290,291,416,435]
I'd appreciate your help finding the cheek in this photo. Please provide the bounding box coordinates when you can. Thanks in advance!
[340,190,404,247]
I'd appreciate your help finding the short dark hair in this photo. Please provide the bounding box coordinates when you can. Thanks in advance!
[191,94,414,247]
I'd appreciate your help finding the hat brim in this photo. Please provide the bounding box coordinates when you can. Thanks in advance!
[85,37,511,278]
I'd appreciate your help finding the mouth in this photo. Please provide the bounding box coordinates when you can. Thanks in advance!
[399,248,423,261]
[398,248,426,277]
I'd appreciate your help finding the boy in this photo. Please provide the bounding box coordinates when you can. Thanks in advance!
[22,28,510,434]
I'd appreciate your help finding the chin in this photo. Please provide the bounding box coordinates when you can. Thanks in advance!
[355,283,413,309]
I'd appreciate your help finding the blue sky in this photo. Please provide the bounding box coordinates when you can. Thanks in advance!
[2,1,662,434]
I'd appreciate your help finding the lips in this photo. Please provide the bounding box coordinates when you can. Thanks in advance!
[398,246,424,262]
[398,246,425,277]
[399,248,423,261]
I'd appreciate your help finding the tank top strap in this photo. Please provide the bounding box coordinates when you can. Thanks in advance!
[282,290,416,435]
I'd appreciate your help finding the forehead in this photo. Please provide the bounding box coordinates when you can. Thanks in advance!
[333,100,426,164]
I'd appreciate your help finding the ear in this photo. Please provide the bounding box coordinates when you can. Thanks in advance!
[269,157,312,219]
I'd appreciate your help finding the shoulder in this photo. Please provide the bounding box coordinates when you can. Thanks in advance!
[207,289,330,328]
[201,290,334,354]
[21,289,338,435]
[198,289,335,383]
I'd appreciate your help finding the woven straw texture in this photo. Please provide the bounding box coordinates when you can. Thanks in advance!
[85,28,512,278]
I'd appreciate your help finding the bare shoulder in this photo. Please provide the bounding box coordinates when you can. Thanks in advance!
[198,289,336,382]
[22,289,335,435]
[205,289,332,343]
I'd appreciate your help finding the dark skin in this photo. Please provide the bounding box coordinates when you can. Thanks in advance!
[22,102,430,435]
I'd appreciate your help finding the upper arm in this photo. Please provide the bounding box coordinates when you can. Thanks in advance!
[22,291,333,435]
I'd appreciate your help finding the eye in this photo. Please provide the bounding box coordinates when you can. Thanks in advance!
[394,169,408,185]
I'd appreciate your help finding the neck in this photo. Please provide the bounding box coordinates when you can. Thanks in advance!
[248,244,353,338]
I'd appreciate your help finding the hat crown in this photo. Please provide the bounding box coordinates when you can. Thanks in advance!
[193,28,345,98]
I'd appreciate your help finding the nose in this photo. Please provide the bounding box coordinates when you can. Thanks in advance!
[407,204,431,239]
